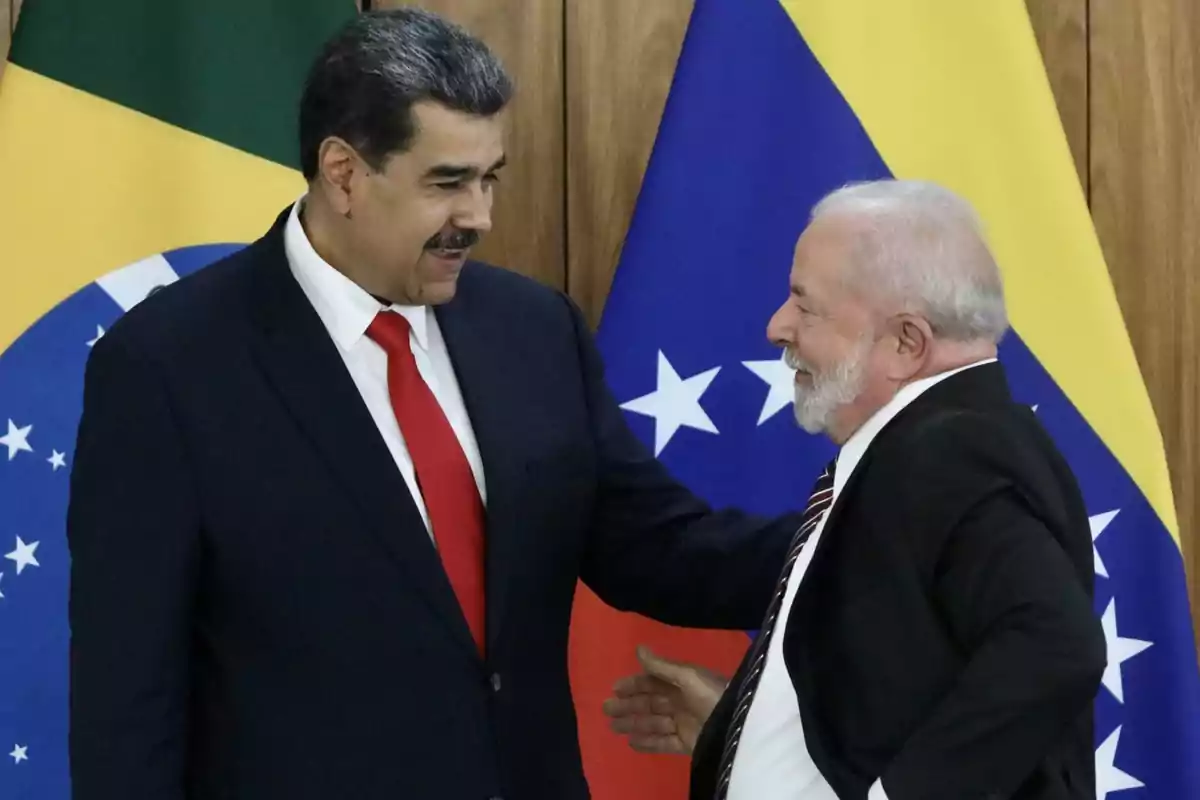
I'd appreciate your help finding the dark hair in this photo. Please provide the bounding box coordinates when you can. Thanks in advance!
[298,8,514,181]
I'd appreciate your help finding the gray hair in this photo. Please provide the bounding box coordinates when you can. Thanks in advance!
[810,179,1009,343]
[299,8,514,181]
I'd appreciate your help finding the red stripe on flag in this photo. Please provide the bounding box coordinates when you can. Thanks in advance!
[568,582,751,799]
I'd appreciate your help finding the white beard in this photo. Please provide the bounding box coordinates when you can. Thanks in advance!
[786,335,872,435]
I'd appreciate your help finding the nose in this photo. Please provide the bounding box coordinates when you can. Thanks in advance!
[766,303,792,348]
[454,182,494,233]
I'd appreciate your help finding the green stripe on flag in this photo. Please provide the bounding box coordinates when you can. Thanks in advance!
[8,0,356,171]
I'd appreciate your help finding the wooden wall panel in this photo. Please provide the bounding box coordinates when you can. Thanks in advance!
[1025,0,1089,193]
[376,0,565,290]
[7,0,21,52]
[565,0,692,326]
[1090,0,1200,645]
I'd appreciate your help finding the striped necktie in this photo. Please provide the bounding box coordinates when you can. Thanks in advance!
[713,459,837,799]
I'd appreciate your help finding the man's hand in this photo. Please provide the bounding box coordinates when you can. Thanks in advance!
[602,645,729,755]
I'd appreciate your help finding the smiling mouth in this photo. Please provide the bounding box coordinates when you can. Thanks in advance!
[427,248,467,260]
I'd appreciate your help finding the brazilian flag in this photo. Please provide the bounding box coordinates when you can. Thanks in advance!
[0,2,354,796]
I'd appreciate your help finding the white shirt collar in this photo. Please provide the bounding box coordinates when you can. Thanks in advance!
[283,197,430,352]
[832,358,997,497]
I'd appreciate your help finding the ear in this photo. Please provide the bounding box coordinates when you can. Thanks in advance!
[889,312,933,378]
[315,136,364,217]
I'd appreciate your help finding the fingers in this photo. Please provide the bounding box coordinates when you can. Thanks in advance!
[602,693,655,718]
[635,645,694,687]
[603,652,691,757]
[603,689,679,722]
[628,733,686,755]
[607,710,676,736]
[611,672,667,698]
[607,705,685,755]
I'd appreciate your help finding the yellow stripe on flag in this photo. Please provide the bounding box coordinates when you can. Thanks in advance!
[0,65,305,353]
[780,0,1180,544]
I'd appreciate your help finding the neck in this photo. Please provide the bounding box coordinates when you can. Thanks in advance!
[918,339,997,378]
[825,339,996,444]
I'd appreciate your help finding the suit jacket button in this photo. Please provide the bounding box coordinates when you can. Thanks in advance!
[490,673,502,692]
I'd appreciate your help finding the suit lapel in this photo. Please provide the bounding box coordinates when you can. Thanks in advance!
[245,215,480,661]
[433,277,532,651]
[788,450,873,625]
[786,363,1009,622]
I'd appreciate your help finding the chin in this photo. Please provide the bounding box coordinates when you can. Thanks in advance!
[419,280,459,306]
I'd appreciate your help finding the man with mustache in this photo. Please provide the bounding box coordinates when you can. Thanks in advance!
[65,9,806,800]
[604,179,1106,800]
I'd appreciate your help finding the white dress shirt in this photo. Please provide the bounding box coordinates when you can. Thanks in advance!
[282,198,487,541]
[726,358,996,800]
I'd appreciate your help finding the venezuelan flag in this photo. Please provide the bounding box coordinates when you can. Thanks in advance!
[575,0,1200,798]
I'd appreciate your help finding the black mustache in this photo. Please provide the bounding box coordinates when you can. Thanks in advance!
[425,229,479,251]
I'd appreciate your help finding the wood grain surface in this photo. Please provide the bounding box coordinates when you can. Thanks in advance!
[1091,0,1200,646]
[564,0,692,324]
[0,1,13,82]
[1025,0,1090,193]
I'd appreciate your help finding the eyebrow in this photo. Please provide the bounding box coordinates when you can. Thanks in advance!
[423,154,507,181]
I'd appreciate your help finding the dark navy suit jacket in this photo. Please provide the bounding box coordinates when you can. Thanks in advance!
[65,207,800,800]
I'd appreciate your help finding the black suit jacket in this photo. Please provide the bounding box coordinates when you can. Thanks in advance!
[65,207,802,800]
[691,363,1107,800]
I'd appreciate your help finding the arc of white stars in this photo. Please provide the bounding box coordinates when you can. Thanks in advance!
[0,419,33,461]
[1090,509,1120,579]
[87,325,105,347]
[5,536,40,576]
[0,572,4,599]
[742,352,795,425]
[1095,726,1144,799]
[620,351,720,455]
[1100,597,1153,703]
[48,450,67,471]
[10,744,28,764]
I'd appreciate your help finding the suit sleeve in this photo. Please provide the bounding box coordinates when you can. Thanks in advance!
[560,294,800,630]
[66,330,200,800]
[877,486,1106,799]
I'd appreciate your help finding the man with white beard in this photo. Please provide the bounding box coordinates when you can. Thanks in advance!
[604,179,1106,800]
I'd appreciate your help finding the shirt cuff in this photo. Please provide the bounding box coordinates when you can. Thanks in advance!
[868,778,888,800]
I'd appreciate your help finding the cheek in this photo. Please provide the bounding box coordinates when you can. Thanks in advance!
[370,213,435,261]
[371,187,451,245]
[805,333,859,374]
[791,322,828,358]
[411,201,462,246]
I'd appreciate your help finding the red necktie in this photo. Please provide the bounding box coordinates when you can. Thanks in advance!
[366,311,486,653]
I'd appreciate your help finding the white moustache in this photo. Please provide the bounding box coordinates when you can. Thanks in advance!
[784,349,812,374]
